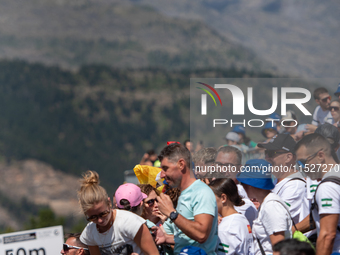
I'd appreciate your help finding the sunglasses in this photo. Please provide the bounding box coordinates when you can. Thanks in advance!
[297,149,323,168]
[320,96,331,103]
[63,243,89,252]
[330,106,340,111]
[86,209,110,222]
[281,120,296,127]
[145,198,158,206]
[265,150,289,158]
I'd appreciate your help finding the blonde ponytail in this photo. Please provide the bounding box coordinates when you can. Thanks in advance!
[78,170,109,213]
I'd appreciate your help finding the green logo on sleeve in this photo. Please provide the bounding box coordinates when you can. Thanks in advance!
[310,184,318,193]
[218,243,229,254]
[321,198,332,207]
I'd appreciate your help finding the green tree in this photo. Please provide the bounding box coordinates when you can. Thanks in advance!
[26,208,65,230]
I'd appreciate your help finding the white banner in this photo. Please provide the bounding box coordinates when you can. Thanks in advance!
[0,225,63,255]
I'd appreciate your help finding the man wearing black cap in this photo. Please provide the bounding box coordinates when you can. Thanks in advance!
[258,134,308,224]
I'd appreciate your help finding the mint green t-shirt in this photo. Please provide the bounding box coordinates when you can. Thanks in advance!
[174,180,218,254]
[163,218,175,235]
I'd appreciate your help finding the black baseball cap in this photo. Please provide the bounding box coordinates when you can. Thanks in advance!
[257,134,296,153]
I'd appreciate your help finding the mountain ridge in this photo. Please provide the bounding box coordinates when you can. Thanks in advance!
[134,0,340,78]
[0,0,275,72]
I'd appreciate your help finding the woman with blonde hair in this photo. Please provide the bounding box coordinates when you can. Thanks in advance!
[78,170,158,255]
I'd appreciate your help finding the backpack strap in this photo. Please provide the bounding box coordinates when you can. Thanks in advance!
[253,206,266,255]
[276,177,306,194]
[256,237,266,255]
[310,176,340,231]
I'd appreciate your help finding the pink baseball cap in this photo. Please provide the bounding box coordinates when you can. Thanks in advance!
[115,183,147,208]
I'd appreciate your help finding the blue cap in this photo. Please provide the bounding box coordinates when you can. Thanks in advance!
[236,159,274,190]
[232,125,246,135]
[269,112,280,120]
[334,83,340,96]
[180,246,207,255]
[261,121,278,137]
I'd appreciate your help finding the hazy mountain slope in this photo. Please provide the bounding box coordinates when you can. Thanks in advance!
[0,0,274,71]
[0,159,80,230]
[135,0,340,78]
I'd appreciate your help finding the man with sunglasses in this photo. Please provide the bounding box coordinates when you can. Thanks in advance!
[308,87,333,133]
[258,134,309,225]
[330,100,340,127]
[281,111,298,135]
[280,110,307,141]
[295,133,340,255]
[61,233,89,255]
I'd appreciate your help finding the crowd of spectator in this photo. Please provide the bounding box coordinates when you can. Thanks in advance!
[60,86,340,255]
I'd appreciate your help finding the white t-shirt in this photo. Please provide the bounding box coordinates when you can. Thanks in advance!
[272,172,308,224]
[252,193,292,255]
[305,177,320,217]
[237,184,249,199]
[235,198,258,228]
[312,171,340,253]
[80,209,146,255]
[299,177,319,238]
[311,105,333,126]
[217,213,254,255]
[306,177,320,200]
